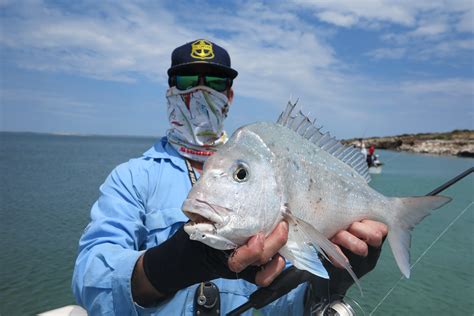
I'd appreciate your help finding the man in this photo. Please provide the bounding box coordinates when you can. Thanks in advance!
[72,39,387,315]
[367,145,376,167]
[360,139,368,157]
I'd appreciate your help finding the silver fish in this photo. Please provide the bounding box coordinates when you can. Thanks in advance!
[182,102,451,289]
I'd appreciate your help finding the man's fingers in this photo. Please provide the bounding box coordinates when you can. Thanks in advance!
[228,221,289,274]
[331,230,368,257]
[256,221,289,265]
[361,219,388,236]
[347,221,387,248]
[228,233,265,273]
[255,255,286,287]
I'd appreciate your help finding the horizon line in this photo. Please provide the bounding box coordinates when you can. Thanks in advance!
[1,128,472,141]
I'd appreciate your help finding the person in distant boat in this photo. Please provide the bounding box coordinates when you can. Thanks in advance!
[367,144,375,167]
[369,145,375,157]
[72,39,388,315]
[360,139,368,157]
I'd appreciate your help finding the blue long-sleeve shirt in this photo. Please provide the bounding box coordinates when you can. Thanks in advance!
[72,137,307,315]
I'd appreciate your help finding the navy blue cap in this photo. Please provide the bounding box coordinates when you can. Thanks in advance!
[167,39,238,79]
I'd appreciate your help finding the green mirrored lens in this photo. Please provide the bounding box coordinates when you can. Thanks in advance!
[176,75,199,90]
[205,76,228,91]
[175,75,229,91]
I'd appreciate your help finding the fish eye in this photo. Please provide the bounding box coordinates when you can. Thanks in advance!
[233,164,249,182]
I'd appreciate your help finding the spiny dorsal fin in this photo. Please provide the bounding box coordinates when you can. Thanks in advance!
[277,101,371,183]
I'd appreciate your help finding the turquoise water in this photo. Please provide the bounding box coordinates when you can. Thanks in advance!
[347,150,474,315]
[0,133,473,315]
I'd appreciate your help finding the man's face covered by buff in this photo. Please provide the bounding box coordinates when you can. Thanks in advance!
[166,85,230,162]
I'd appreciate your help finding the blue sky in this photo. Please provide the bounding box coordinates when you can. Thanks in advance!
[1,0,473,139]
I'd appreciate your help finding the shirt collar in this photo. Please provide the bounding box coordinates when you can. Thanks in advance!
[143,137,187,171]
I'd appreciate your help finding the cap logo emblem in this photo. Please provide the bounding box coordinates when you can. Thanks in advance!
[190,40,214,60]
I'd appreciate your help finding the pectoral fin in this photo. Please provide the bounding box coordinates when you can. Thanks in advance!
[280,238,329,279]
[283,212,362,295]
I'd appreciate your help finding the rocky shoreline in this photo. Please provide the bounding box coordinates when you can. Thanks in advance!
[343,129,474,158]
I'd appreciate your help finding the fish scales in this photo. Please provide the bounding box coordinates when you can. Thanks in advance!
[251,123,387,237]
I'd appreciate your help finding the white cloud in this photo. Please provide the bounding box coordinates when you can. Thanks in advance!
[371,35,473,61]
[414,39,474,60]
[410,21,449,37]
[0,2,192,82]
[293,0,421,27]
[457,9,474,33]
[400,78,474,97]
[316,11,359,28]
[293,0,473,63]
[292,0,473,31]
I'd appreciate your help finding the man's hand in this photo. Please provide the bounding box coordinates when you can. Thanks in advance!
[228,221,289,287]
[226,220,388,287]
[330,220,388,268]
[135,222,290,306]
[312,219,388,296]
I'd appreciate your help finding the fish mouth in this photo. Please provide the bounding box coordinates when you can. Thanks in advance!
[182,198,231,230]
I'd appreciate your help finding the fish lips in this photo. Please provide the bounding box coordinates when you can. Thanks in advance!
[182,198,237,250]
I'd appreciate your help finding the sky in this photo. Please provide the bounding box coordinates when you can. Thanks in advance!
[1,0,473,139]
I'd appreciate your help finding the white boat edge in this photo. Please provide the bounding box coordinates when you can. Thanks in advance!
[368,166,382,174]
[38,305,87,316]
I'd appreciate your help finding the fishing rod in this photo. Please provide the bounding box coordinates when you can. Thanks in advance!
[426,167,473,196]
[227,167,474,316]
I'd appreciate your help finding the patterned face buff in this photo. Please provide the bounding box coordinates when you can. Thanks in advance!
[166,85,230,162]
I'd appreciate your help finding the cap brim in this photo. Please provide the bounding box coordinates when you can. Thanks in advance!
[167,61,238,79]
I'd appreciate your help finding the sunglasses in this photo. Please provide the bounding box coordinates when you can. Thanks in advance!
[170,75,232,92]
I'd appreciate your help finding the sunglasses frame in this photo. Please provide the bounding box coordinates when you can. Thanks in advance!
[169,75,233,92]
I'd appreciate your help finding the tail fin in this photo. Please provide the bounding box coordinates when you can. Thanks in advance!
[387,196,451,278]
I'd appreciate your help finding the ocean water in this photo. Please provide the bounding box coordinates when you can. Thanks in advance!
[0,132,472,315]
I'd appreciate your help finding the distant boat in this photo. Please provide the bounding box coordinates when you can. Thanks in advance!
[368,154,383,174]
[369,165,383,174]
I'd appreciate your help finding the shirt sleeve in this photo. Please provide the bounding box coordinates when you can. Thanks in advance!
[72,161,149,315]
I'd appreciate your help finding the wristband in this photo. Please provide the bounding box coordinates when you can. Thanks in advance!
[142,225,258,296]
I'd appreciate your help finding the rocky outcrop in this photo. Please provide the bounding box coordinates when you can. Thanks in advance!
[343,130,474,157]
